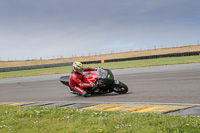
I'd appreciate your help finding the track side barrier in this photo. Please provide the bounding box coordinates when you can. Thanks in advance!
[0,51,200,72]
[0,62,73,72]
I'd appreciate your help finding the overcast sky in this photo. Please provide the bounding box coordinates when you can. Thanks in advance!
[0,0,200,61]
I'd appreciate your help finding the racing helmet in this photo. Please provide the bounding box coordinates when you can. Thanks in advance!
[72,62,83,74]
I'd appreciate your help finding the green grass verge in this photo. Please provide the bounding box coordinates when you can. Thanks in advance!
[1,55,200,79]
[0,106,199,133]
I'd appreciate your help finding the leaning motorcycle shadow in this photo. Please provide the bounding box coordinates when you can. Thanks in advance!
[86,92,133,97]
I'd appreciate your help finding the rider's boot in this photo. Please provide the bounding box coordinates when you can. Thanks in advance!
[70,90,78,94]
[82,90,91,97]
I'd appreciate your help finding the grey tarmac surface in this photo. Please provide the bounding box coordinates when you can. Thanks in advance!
[0,63,200,115]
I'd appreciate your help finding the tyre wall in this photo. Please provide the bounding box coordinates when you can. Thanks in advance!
[0,51,199,72]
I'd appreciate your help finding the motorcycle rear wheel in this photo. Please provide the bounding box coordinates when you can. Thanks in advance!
[113,81,128,94]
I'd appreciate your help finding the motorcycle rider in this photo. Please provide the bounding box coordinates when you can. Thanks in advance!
[69,62,97,96]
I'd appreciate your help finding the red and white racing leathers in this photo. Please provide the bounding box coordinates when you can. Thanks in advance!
[69,67,96,95]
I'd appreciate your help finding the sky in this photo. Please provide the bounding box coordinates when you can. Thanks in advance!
[0,0,200,61]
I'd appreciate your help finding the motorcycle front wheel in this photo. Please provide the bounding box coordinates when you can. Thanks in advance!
[113,81,128,94]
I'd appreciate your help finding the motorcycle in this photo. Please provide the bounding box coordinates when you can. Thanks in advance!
[60,68,128,96]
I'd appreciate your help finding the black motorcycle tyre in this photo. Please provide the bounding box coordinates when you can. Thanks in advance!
[113,81,128,94]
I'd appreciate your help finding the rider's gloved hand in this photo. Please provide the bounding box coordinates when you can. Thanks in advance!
[90,83,97,88]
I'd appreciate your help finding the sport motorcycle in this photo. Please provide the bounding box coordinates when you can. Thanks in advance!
[60,68,128,96]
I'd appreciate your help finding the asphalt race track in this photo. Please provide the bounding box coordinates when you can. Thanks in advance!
[0,63,200,105]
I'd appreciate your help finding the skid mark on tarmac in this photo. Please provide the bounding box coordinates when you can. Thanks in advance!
[0,102,196,115]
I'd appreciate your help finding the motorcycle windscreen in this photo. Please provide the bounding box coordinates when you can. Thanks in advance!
[98,69,108,78]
